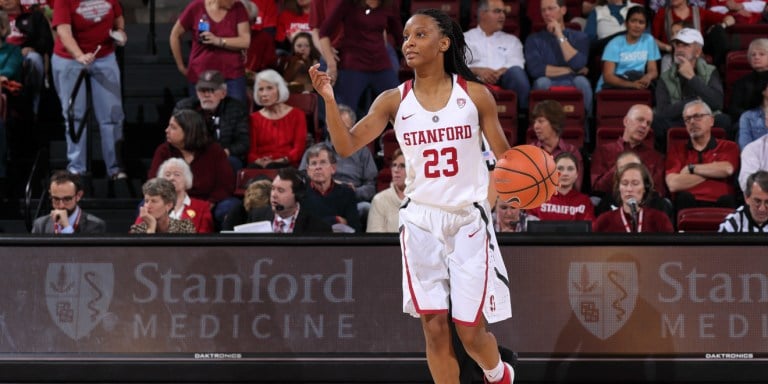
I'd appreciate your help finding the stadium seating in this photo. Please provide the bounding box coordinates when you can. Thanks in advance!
[595,89,653,130]
[726,24,768,50]
[286,93,321,143]
[491,89,518,146]
[676,207,734,232]
[724,50,750,107]
[410,0,461,20]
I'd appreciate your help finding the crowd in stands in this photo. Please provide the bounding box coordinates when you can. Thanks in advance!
[10,0,768,234]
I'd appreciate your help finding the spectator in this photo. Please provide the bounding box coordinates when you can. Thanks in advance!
[244,0,279,74]
[318,0,402,116]
[1,0,52,119]
[243,167,332,233]
[367,148,405,233]
[303,143,361,232]
[729,38,768,126]
[707,0,765,25]
[591,104,666,197]
[299,105,377,217]
[148,109,237,223]
[528,152,594,221]
[651,0,733,68]
[174,69,250,173]
[137,158,214,234]
[221,178,272,231]
[594,149,673,217]
[584,0,641,44]
[665,100,739,210]
[494,198,540,232]
[738,132,768,191]
[248,69,307,168]
[51,0,127,179]
[280,31,322,93]
[525,0,592,117]
[31,170,106,234]
[130,178,196,234]
[738,82,768,150]
[653,28,730,148]
[464,0,530,109]
[595,6,660,92]
[529,99,584,190]
[719,170,768,232]
[170,0,251,102]
[593,162,674,232]
[275,0,311,51]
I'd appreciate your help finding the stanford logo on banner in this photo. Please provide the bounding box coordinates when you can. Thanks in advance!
[568,262,638,340]
[45,263,114,340]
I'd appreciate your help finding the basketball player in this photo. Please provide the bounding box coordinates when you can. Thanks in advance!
[310,8,514,384]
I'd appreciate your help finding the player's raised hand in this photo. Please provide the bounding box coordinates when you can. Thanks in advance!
[309,63,335,101]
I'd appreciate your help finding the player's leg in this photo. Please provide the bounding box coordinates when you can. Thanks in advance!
[448,204,514,383]
[421,313,460,384]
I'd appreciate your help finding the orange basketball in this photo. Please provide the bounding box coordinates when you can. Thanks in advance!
[493,145,559,209]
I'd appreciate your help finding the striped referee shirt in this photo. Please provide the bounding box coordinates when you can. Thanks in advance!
[718,206,768,232]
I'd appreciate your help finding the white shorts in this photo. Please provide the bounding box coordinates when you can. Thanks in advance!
[399,200,510,325]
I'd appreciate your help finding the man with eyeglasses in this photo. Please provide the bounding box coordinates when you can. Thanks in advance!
[653,28,731,149]
[302,143,361,232]
[665,100,739,211]
[31,170,106,234]
[719,170,768,232]
[174,69,250,174]
[464,0,530,109]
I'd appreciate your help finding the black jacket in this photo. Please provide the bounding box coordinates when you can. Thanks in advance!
[174,96,250,160]
[222,205,332,234]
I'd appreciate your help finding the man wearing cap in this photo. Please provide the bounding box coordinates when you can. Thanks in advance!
[174,69,250,173]
[653,28,731,150]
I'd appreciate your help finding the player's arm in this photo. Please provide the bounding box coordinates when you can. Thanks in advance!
[309,64,397,157]
[468,82,510,157]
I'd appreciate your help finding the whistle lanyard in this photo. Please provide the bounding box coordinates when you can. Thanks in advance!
[620,209,643,233]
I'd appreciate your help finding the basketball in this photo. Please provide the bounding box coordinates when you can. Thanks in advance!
[493,145,559,209]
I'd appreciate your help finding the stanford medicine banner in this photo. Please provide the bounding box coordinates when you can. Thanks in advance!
[0,243,765,359]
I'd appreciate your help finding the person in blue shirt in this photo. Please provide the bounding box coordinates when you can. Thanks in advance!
[596,6,660,92]
[738,82,768,150]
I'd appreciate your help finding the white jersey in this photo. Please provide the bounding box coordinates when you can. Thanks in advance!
[394,75,489,208]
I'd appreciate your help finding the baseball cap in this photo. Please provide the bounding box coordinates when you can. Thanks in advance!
[672,28,704,46]
[196,70,225,90]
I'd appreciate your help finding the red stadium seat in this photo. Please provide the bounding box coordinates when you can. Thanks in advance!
[285,93,321,143]
[724,50,750,107]
[380,128,399,168]
[376,167,392,192]
[595,89,652,130]
[528,88,585,147]
[234,168,278,197]
[491,89,518,146]
[410,0,461,20]
[676,207,734,232]
[726,24,768,50]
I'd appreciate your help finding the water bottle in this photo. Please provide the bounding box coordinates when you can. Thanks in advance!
[198,14,210,43]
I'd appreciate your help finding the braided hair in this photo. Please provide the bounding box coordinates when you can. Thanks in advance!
[414,9,480,83]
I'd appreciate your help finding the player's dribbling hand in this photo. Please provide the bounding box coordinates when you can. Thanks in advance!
[309,63,335,101]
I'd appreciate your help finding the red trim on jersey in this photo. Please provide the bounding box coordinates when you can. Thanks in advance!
[401,79,413,101]
[402,227,422,313]
[457,75,468,93]
[452,231,489,327]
